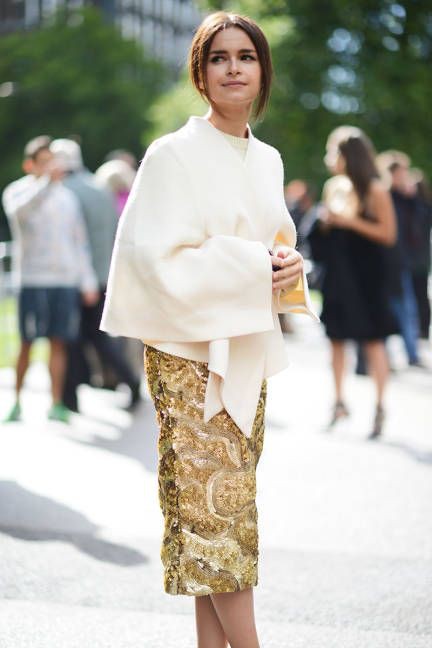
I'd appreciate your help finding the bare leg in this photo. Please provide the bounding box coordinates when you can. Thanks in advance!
[48,337,67,404]
[210,588,260,648]
[15,341,32,398]
[330,339,346,403]
[364,340,389,407]
[364,340,389,439]
[195,595,228,648]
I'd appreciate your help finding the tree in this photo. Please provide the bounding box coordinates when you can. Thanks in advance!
[157,0,432,193]
[0,7,167,240]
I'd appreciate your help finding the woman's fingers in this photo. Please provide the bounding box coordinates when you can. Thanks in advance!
[271,254,298,273]
[273,266,301,279]
[272,272,301,291]
[271,252,303,291]
[272,252,302,275]
[269,248,304,291]
[270,255,284,270]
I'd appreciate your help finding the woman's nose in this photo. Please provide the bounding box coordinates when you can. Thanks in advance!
[228,57,240,74]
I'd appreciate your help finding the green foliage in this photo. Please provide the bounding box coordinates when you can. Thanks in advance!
[184,1,432,191]
[148,70,207,140]
[0,7,167,239]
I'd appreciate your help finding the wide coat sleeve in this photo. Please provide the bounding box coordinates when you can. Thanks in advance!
[100,139,275,342]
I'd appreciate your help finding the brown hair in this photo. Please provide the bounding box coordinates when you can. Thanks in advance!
[328,126,379,202]
[24,135,52,161]
[188,11,273,119]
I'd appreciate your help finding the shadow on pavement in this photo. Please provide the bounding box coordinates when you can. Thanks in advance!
[68,400,159,474]
[0,481,148,566]
[381,441,432,465]
[320,428,432,465]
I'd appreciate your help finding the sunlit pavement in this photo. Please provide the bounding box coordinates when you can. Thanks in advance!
[0,316,431,647]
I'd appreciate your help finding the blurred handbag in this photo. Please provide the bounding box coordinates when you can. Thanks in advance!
[322,174,359,220]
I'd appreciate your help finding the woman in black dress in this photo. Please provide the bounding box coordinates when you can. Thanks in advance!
[309,126,397,438]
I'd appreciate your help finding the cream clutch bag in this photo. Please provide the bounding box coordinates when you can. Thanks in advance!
[323,174,359,220]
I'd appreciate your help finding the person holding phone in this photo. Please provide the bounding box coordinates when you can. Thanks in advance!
[101,12,317,648]
[2,136,98,424]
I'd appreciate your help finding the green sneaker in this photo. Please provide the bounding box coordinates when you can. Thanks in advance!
[47,402,71,424]
[3,402,21,423]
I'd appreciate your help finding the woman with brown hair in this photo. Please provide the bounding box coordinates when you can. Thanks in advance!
[309,126,397,439]
[101,11,316,648]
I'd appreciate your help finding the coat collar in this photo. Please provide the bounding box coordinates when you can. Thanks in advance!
[185,115,256,167]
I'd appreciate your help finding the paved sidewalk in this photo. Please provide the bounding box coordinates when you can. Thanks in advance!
[0,317,431,647]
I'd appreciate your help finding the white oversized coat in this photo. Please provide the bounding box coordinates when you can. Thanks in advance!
[101,116,317,436]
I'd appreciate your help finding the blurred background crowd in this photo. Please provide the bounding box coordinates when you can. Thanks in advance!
[0,0,431,432]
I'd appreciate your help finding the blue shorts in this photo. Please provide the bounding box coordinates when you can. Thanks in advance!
[19,287,81,342]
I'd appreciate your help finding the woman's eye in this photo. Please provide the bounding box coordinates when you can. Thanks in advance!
[209,54,256,63]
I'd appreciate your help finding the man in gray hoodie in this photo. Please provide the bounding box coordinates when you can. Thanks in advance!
[2,136,98,423]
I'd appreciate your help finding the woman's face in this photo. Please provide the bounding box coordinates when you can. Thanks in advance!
[204,27,261,114]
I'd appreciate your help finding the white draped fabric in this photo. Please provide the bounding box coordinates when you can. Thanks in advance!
[101,116,318,436]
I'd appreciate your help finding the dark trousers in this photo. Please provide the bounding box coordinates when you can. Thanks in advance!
[389,271,419,363]
[412,272,431,339]
[63,289,138,410]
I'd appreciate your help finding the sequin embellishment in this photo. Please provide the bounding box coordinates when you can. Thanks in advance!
[144,345,266,597]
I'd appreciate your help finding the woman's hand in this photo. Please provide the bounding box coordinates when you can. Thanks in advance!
[321,207,353,230]
[270,247,303,293]
[327,212,354,229]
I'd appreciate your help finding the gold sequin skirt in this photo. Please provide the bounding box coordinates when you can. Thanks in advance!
[144,345,266,597]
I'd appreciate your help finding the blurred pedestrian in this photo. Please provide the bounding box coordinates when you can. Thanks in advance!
[50,139,142,412]
[309,126,397,439]
[104,149,138,170]
[377,151,423,366]
[284,180,312,226]
[100,11,316,648]
[2,136,98,423]
[94,155,144,379]
[409,168,431,342]
[95,159,136,217]
[284,180,317,256]
[284,179,323,289]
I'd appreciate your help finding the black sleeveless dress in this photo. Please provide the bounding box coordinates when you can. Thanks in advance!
[309,216,398,341]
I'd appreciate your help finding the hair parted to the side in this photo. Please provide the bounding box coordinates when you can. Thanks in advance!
[328,125,379,201]
[188,11,273,119]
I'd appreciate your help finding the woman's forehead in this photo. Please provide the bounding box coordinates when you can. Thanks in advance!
[210,27,255,52]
